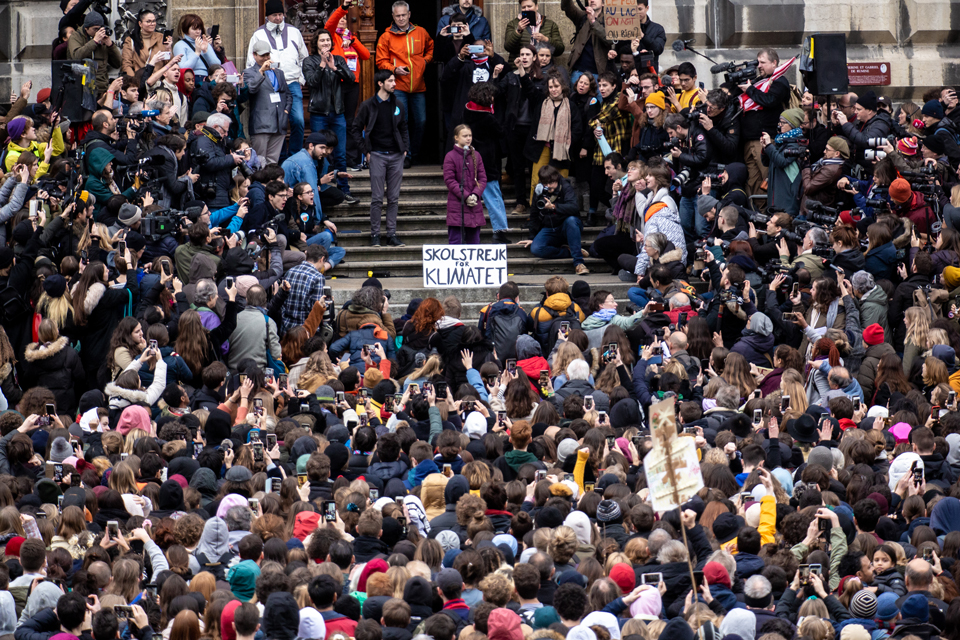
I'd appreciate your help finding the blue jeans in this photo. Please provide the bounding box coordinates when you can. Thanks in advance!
[483,180,507,232]
[531,216,584,265]
[627,287,650,307]
[287,82,305,155]
[306,228,346,268]
[309,113,349,194]
[679,195,698,240]
[394,91,426,160]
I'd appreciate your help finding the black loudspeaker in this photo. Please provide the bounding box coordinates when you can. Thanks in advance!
[803,33,848,95]
[50,60,97,123]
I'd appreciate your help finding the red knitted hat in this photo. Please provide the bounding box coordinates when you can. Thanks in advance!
[863,323,884,346]
[889,178,912,204]
[838,210,856,227]
[36,88,51,104]
[609,562,636,593]
[4,536,24,557]
[703,561,731,588]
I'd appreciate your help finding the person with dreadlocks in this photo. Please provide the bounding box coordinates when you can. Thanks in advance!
[443,124,487,245]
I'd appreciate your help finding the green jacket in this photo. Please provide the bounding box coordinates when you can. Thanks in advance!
[582,311,643,331]
[503,16,565,59]
[790,524,848,591]
[858,285,890,344]
[781,250,824,280]
[66,29,122,95]
[83,148,135,220]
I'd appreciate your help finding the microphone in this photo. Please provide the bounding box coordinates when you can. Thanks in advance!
[672,39,687,52]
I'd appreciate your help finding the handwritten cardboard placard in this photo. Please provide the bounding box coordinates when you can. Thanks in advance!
[604,0,639,41]
[422,245,507,288]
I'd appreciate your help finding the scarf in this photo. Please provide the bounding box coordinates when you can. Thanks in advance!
[472,55,489,65]
[809,157,844,173]
[465,101,493,113]
[261,20,289,49]
[739,56,797,112]
[612,182,636,233]
[589,308,618,323]
[774,126,804,146]
[535,97,572,161]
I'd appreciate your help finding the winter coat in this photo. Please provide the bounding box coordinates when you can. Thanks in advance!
[21,337,85,414]
[864,242,897,282]
[225,306,282,371]
[330,323,396,372]
[521,80,584,169]
[461,107,502,184]
[104,359,168,425]
[335,303,397,340]
[552,379,610,413]
[873,568,906,596]
[428,318,468,388]
[502,15,564,59]
[82,148,137,220]
[561,0,612,74]
[190,517,234,577]
[188,126,236,210]
[303,54,354,115]
[242,64,291,135]
[120,30,165,76]
[72,279,140,382]
[801,160,844,211]
[840,112,894,169]
[626,121,670,163]
[442,53,507,128]
[634,187,687,276]
[704,103,743,164]
[375,24,434,93]
[139,346,193,388]
[858,342,896,403]
[443,146,487,228]
[67,28,122,94]
[762,139,803,215]
[889,273,932,351]
[730,329,775,368]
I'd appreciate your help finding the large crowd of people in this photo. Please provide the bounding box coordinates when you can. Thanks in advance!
[4,3,960,640]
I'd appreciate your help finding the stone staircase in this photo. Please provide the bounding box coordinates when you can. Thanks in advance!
[324,165,634,322]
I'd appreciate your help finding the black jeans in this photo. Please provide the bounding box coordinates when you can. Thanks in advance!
[343,82,361,166]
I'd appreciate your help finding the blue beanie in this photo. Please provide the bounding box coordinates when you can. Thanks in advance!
[900,593,929,622]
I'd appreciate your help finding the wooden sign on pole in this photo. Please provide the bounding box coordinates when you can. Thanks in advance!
[644,398,704,512]
[604,0,640,41]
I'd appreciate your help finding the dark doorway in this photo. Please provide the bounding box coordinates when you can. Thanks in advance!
[375,0,444,164]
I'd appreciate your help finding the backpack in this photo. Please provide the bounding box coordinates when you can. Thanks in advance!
[488,309,527,365]
[531,304,581,354]
[194,550,234,581]
[0,283,30,325]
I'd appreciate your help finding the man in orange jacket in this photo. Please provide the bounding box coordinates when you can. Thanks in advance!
[375,1,433,167]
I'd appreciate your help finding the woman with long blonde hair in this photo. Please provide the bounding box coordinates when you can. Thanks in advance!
[903,307,930,376]
[296,350,339,393]
[722,352,757,399]
[779,369,808,421]
[552,341,586,380]
[37,278,75,335]
[404,353,443,391]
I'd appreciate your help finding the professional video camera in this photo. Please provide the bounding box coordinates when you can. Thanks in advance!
[118,109,159,135]
[745,210,771,225]
[141,208,194,240]
[702,165,726,181]
[783,145,810,159]
[718,283,744,305]
[710,60,760,85]
[534,183,557,210]
[812,243,836,260]
[806,201,838,226]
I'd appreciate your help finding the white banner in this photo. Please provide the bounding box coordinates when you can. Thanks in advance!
[422,245,507,288]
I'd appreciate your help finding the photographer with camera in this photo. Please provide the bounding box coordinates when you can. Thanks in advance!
[827,224,866,275]
[760,108,805,215]
[799,137,850,216]
[189,113,247,210]
[517,165,588,275]
[140,134,196,209]
[82,109,140,172]
[830,91,894,171]
[919,100,960,168]
[664,112,714,239]
[700,248,755,347]
[748,210,797,265]
[665,63,702,114]
[778,226,827,280]
[67,12,122,96]
[888,177,938,235]
[82,149,137,221]
[698,89,741,167]
[740,48,791,196]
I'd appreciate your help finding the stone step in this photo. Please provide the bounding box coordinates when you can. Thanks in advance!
[333,226,608,247]
[326,255,611,279]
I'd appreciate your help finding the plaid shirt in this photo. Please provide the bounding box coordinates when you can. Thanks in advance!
[281,261,325,333]
[592,91,633,164]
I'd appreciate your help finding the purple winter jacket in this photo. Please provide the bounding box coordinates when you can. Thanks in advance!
[443,146,487,228]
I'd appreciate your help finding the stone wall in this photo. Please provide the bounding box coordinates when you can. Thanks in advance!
[6,0,960,104]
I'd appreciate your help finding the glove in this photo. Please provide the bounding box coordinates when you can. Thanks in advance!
[466,194,478,206]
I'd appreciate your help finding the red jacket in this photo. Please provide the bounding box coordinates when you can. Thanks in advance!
[519,356,551,394]
[323,614,357,639]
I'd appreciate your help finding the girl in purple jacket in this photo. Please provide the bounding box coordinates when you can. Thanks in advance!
[443,125,487,244]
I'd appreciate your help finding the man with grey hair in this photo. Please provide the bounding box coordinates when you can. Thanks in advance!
[188,113,247,209]
[778,226,827,279]
[375,1,433,168]
[820,365,864,407]
[667,331,700,380]
[553,359,609,412]
[850,270,889,339]
[224,505,253,553]
[744,574,793,635]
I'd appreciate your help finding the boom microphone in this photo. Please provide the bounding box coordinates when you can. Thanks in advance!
[672,39,691,52]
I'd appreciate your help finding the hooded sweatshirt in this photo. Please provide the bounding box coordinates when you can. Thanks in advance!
[189,467,219,507]
[190,516,234,576]
[264,593,300,640]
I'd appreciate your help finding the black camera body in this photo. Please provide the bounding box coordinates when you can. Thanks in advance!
[719,60,759,84]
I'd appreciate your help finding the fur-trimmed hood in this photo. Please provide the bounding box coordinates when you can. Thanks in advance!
[104,382,152,405]
[24,337,69,362]
[71,282,106,315]
[661,248,684,264]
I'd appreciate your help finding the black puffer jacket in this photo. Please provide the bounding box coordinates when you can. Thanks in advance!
[188,126,236,209]
[21,337,86,414]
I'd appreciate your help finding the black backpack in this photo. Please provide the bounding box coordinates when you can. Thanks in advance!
[532,304,581,354]
[487,310,527,365]
[194,551,233,580]
[0,283,29,325]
